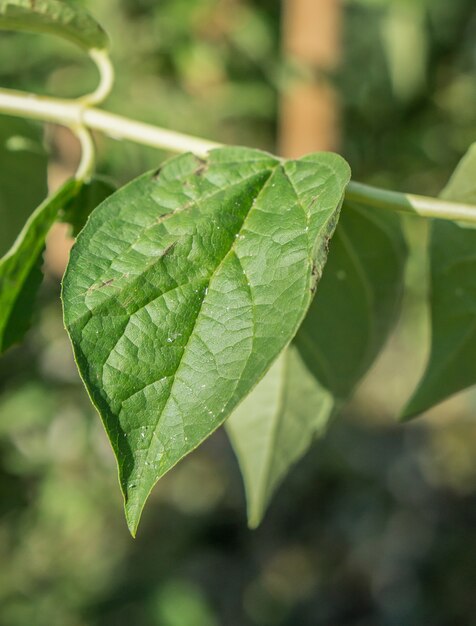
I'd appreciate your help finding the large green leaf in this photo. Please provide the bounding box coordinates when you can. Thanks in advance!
[0,176,114,354]
[226,201,407,526]
[0,0,109,51]
[403,144,476,418]
[62,146,350,535]
[227,346,333,528]
[0,116,47,257]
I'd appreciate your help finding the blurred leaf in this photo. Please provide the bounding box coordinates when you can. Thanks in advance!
[227,346,333,528]
[295,201,408,399]
[153,580,218,626]
[227,202,406,526]
[60,176,117,237]
[381,2,428,101]
[0,179,78,354]
[0,116,48,257]
[0,173,115,355]
[62,147,350,535]
[0,0,109,51]
[438,143,476,203]
[403,144,476,418]
[0,383,54,435]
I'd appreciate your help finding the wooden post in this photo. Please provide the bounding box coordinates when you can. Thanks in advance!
[279,0,342,158]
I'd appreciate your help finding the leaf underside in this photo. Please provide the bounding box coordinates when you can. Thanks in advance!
[403,143,476,418]
[60,176,116,237]
[62,146,350,535]
[0,0,109,51]
[0,116,48,257]
[296,200,408,400]
[226,200,407,526]
[0,177,113,355]
[226,346,333,528]
[0,180,78,354]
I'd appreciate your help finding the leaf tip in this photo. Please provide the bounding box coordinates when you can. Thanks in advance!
[123,483,151,538]
[399,394,427,422]
[247,514,262,530]
[246,500,267,529]
[124,503,142,538]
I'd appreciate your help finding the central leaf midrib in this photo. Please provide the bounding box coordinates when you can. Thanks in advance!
[259,351,289,513]
[127,163,283,495]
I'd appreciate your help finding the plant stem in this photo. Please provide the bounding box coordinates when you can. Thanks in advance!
[0,88,220,155]
[72,125,95,181]
[84,49,115,106]
[0,87,475,224]
[345,181,476,223]
[83,107,221,155]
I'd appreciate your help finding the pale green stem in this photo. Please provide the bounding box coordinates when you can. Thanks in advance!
[0,87,474,224]
[346,181,476,223]
[72,124,95,181]
[83,49,115,106]
[0,88,220,155]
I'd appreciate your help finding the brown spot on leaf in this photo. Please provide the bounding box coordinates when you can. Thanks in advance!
[162,242,177,257]
[194,157,208,177]
[100,278,115,288]
[310,263,320,294]
[87,278,115,294]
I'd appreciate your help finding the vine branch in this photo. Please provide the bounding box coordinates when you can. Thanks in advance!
[0,87,474,224]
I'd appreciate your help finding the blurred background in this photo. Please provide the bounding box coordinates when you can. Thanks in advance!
[1,0,476,624]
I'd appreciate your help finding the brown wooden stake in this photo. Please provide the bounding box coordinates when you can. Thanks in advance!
[279,0,342,158]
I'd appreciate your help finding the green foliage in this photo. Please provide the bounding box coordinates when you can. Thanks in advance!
[403,144,476,418]
[0,116,47,256]
[62,147,350,534]
[0,0,109,51]
[0,176,115,355]
[60,176,116,237]
[227,202,407,525]
[227,346,333,527]
[1,0,476,540]
[295,202,407,400]
[0,180,78,354]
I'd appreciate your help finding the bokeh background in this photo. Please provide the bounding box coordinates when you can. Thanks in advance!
[1,0,476,624]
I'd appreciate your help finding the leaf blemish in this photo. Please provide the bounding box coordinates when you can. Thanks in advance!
[161,242,177,257]
[310,263,320,294]
[86,278,115,294]
[100,278,115,288]
[194,157,208,177]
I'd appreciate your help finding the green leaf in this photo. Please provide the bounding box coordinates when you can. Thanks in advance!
[226,201,407,526]
[0,0,109,51]
[60,176,117,237]
[0,116,48,257]
[0,176,111,354]
[403,144,476,419]
[0,179,79,354]
[439,143,476,203]
[62,146,351,535]
[295,201,407,400]
[226,346,333,528]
